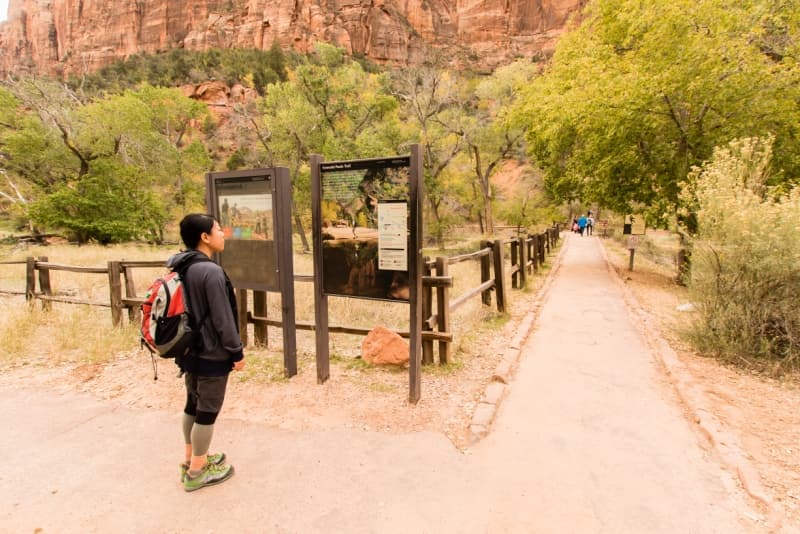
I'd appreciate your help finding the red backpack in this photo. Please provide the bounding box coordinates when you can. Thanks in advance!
[140,258,209,379]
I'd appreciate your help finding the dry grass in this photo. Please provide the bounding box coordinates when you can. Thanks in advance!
[0,242,173,365]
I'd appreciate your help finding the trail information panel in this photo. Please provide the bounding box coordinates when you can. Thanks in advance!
[212,174,277,291]
[623,214,646,235]
[319,157,410,301]
[377,201,408,271]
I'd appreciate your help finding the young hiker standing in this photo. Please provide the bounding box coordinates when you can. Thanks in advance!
[168,213,245,492]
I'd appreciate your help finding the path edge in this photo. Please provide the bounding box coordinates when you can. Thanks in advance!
[597,239,785,530]
[468,233,570,444]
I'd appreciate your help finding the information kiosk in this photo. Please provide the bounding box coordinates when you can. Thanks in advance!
[205,168,298,377]
[311,146,424,402]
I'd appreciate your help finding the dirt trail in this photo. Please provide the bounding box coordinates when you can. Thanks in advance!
[0,233,780,532]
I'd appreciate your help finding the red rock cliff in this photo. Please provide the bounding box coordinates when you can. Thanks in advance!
[0,0,585,77]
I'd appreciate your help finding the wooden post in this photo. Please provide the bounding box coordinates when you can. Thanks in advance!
[38,256,52,311]
[408,144,424,404]
[510,240,519,289]
[123,264,138,323]
[530,235,538,273]
[236,288,248,347]
[421,258,433,365]
[253,290,268,347]
[435,257,450,365]
[274,167,298,378]
[480,240,492,306]
[310,154,330,384]
[629,249,636,271]
[25,257,35,303]
[545,230,551,254]
[492,240,506,313]
[107,261,123,327]
[518,237,527,288]
[539,233,546,264]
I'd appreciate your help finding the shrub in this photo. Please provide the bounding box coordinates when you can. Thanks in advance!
[683,137,800,373]
[28,164,168,244]
[70,47,288,96]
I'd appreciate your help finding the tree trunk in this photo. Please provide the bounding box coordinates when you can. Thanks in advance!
[427,195,445,248]
[484,191,494,235]
[676,230,692,285]
[292,198,310,253]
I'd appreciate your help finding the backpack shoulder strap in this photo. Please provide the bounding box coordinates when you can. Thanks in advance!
[174,253,214,328]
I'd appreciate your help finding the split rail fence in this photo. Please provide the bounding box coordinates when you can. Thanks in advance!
[0,226,560,365]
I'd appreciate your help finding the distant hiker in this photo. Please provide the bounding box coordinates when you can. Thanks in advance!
[572,218,580,233]
[578,214,587,236]
[169,213,245,492]
[586,212,594,236]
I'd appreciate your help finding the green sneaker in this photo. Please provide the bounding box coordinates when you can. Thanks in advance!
[180,452,226,481]
[183,462,235,492]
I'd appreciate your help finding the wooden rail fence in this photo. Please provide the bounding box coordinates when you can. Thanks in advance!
[420,226,560,365]
[0,257,164,325]
[0,226,560,365]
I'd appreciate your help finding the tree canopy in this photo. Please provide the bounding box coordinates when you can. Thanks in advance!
[0,82,211,242]
[2,44,553,243]
[519,0,800,230]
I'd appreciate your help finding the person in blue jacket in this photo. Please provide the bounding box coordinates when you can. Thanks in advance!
[578,214,587,235]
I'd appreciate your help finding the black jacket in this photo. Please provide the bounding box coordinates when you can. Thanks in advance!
[167,250,244,376]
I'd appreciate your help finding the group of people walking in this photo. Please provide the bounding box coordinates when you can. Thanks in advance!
[571,212,594,236]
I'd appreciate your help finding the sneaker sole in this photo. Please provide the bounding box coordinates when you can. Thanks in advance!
[183,465,235,492]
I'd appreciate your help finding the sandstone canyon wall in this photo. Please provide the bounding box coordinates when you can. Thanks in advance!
[0,0,585,77]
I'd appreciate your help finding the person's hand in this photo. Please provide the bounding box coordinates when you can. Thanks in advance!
[233,358,245,371]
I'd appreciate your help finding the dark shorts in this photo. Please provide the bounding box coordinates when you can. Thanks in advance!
[184,373,229,415]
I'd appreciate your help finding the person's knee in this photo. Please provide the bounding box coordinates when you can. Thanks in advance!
[195,410,219,425]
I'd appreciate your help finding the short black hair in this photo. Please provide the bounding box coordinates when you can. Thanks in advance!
[179,214,216,249]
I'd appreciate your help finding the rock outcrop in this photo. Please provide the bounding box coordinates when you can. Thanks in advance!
[0,0,585,77]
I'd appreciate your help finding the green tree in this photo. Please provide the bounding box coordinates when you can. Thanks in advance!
[130,85,212,212]
[520,0,800,231]
[266,40,289,83]
[1,80,211,242]
[293,43,399,158]
[253,44,403,250]
[392,62,466,246]
[72,48,287,95]
[28,160,167,243]
[256,80,323,250]
[0,87,74,226]
[465,60,538,234]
